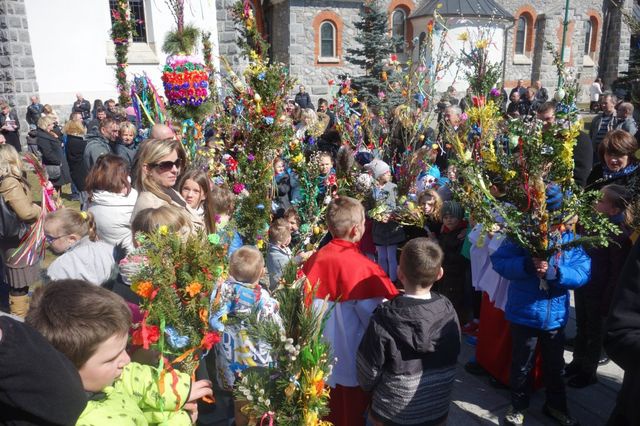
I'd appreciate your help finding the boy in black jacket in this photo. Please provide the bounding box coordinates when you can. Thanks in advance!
[357,238,461,426]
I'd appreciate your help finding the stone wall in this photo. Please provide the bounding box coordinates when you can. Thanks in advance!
[0,0,38,140]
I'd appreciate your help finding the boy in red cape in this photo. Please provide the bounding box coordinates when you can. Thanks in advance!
[303,196,398,426]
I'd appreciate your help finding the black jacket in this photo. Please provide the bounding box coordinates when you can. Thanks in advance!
[573,131,593,188]
[36,129,71,186]
[586,163,640,195]
[357,294,460,425]
[605,240,640,425]
[0,316,87,425]
[65,134,89,191]
[294,92,314,110]
[72,99,91,120]
[26,103,43,126]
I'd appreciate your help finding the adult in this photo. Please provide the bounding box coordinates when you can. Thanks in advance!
[91,99,103,120]
[587,130,640,193]
[25,95,43,126]
[615,102,638,136]
[83,118,119,170]
[589,94,617,163]
[36,116,71,192]
[589,78,603,113]
[436,106,462,171]
[0,145,42,317]
[42,104,62,137]
[520,87,536,115]
[537,102,593,187]
[294,85,314,110]
[115,121,138,167]
[86,154,138,253]
[532,81,548,111]
[63,119,89,209]
[506,91,521,118]
[131,137,203,230]
[72,93,91,121]
[69,111,84,123]
[317,98,336,130]
[510,79,527,98]
[0,100,21,152]
[129,124,176,184]
[605,240,640,426]
[104,99,117,119]
[85,107,107,136]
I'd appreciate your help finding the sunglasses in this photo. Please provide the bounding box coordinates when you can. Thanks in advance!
[150,159,182,172]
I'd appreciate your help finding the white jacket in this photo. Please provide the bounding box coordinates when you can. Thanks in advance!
[46,237,116,285]
[88,189,138,252]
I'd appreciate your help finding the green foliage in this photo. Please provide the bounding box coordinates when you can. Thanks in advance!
[110,0,137,105]
[162,24,201,55]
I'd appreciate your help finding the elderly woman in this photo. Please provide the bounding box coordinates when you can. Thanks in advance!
[36,116,71,193]
[587,130,640,193]
[0,100,21,152]
[131,138,204,230]
[0,145,42,316]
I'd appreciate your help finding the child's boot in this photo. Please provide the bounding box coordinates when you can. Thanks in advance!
[9,294,30,317]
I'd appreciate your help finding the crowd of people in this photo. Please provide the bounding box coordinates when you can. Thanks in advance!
[0,80,640,426]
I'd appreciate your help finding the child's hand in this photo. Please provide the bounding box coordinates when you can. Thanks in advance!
[188,379,213,403]
[457,229,467,240]
[532,258,549,278]
[183,402,198,424]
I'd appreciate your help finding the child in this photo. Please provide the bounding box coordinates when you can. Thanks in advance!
[266,218,293,291]
[115,121,137,167]
[25,279,212,425]
[302,196,398,426]
[566,184,632,388]
[283,207,302,247]
[404,189,443,241]
[210,184,243,256]
[179,169,216,233]
[357,238,461,426]
[44,209,116,286]
[490,184,590,426]
[437,200,469,321]
[316,152,335,205]
[367,159,405,283]
[272,157,300,217]
[209,246,281,426]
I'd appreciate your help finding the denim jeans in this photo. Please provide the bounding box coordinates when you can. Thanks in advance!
[510,322,567,412]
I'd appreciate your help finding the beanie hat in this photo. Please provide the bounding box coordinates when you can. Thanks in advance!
[355,151,374,167]
[366,159,391,179]
[545,183,564,212]
[442,200,464,220]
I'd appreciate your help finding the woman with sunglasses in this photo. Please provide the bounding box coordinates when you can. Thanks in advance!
[131,138,204,230]
[0,144,42,316]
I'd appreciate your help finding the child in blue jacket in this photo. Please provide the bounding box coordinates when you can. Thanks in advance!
[490,195,590,426]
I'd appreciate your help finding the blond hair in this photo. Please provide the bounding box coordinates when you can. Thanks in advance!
[229,246,264,284]
[26,279,131,368]
[0,144,25,180]
[134,138,187,203]
[119,121,136,136]
[45,209,98,241]
[400,238,444,288]
[209,185,236,216]
[326,196,364,238]
[62,119,87,137]
[268,218,291,245]
[130,206,191,238]
[417,189,443,221]
[37,115,56,131]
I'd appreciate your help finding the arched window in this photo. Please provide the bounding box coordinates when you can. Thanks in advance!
[392,9,406,53]
[583,20,592,55]
[515,16,527,55]
[320,21,336,58]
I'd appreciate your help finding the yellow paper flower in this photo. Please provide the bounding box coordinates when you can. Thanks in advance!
[476,39,489,49]
[185,281,203,298]
[158,225,169,236]
[256,239,264,249]
[457,31,469,42]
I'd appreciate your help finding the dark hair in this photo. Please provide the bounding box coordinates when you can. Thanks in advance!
[178,169,216,233]
[399,238,444,288]
[95,106,106,114]
[537,101,556,115]
[318,98,328,107]
[99,117,116,131]
[26,279,132,368]
[85,154,131,200]
[268,218,291,244]
[598,130,638,164]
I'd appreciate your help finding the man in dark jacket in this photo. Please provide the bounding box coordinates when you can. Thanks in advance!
[72,93,91,121]
[25,96,43,126]
[83,118,119,170]
[537,102,593,187]
[589,94,617,164]
[294,85,314,110]
[605,240,640,426]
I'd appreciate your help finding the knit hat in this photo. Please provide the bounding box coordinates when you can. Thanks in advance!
[442,200,464,220]
[366,159,391,179]
[545,183,564,212]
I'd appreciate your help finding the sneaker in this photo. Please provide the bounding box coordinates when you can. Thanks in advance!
[567,373,597,388]
[542,404,580,426]
[504,406,525,426]
[462,321,479,336]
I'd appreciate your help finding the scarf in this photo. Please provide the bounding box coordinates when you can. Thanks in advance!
[602,163,639,181]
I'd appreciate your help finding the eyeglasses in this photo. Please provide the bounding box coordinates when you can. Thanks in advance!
[150,159,182,172]
[45,234,67,244]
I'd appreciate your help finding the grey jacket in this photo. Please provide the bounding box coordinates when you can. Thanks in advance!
[266,243,292,291]
[83,134,115,170]
[615,117,638,136]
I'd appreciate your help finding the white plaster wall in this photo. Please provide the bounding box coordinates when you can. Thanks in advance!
[24,0,220,107]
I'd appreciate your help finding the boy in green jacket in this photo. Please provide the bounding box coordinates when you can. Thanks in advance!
[26,279,212,425]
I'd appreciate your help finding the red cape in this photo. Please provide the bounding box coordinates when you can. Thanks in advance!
[302,238,398,302]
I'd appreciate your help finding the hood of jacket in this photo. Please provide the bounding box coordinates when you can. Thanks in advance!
[90,188,138,208]
[375,295,454,354]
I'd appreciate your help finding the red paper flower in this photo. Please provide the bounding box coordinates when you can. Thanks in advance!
[131,322,160,349]
[201,331,221,350]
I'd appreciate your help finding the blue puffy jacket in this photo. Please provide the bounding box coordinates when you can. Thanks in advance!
[490,233,591,330]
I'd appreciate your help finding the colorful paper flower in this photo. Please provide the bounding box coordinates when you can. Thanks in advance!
[201,331,221,351]
[131,322,160,349]
[185,281,203,298]
[133,281,154,299]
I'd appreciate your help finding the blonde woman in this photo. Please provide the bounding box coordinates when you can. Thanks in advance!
[36,116,70,192]
[131,138,203,230]
[0,145,41,316]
